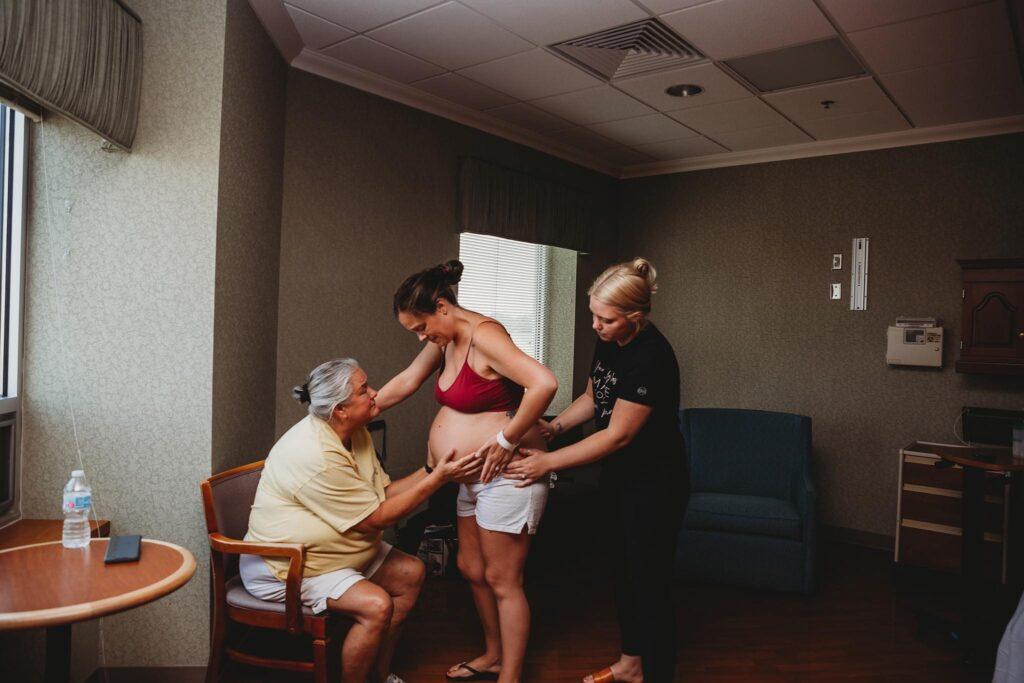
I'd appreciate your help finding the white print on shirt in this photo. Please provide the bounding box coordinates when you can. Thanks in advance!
[593,360,617,419]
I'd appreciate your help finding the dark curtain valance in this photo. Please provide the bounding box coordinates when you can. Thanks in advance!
[0,0,143,150]
[457,157,603,253]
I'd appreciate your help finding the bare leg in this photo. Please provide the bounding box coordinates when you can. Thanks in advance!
[479,527,532,683]
[447,515,503,679]
[367,549,427,680]
[325,580,394,683]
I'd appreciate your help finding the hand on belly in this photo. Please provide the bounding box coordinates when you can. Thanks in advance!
[427,407,545,479]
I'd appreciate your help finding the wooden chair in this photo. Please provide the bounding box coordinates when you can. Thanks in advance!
[200,461,345,682]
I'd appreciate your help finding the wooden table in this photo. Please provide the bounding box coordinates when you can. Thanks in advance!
[923,442,1024,662]
[0,518,110,550]
[0,538,196,683]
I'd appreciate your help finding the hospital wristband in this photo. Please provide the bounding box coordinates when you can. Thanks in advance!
[496,430,518,451]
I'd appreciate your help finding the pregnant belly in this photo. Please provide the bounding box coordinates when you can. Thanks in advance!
[427,406,547,466]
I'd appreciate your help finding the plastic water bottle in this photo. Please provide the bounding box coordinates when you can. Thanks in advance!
[62,470,92,548]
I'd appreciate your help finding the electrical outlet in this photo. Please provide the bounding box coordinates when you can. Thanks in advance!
[830,283,841,300]
[832,254,842,270]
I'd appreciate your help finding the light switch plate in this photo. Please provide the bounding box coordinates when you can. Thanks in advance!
[831,283,841,300]
[832,254,842,270]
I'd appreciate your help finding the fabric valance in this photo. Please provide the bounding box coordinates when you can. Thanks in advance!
[0,0,143,150]
[457,157,603,253]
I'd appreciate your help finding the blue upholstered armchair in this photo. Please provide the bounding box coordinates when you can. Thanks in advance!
[676,408,816,594]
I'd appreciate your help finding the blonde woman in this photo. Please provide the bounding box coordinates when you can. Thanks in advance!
[507,258,688,683]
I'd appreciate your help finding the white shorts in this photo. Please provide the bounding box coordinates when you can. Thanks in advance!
[457,477,549,535]
[239,541,392,615]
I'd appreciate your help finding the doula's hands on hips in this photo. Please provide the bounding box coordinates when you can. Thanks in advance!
[536,419,556,443]
[505,448,552,487]
[476,436,514,484]
[434,448,483,483]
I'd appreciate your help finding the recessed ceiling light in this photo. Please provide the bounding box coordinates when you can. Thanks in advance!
[665,84,703,97]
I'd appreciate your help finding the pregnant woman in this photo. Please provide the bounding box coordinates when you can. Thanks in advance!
[376,260,557,683]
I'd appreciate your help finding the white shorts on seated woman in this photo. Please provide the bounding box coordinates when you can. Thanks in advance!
[240,541,393,615]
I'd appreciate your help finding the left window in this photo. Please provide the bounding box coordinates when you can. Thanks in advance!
[0,104,27,519]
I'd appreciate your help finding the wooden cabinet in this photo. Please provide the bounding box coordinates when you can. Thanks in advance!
[956,258,1024,375]
[895,443,1009,582]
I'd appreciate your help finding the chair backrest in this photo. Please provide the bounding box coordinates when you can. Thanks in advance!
[681,408,811,500]
[200,461,264,579]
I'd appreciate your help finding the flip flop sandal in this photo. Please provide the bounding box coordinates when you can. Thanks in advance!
[589,668,616,683]
[445,662,500,681]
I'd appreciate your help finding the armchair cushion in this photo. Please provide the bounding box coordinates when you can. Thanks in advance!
[685,492,801,540]
[225,575,315,616]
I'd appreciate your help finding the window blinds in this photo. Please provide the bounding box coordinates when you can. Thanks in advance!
[458,233,549,364]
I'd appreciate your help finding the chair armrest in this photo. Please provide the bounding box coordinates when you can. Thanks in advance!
[795,466,816,516]
[209,533,306,634]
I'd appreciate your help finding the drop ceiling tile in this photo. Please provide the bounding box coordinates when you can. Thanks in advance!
[287,0,438,32]
[284,4,355,49]
[711,121,812,150]
[848,2,1015,75]
[485,102,571,132]
[547,127,653,164]
[641,0,715,13]
[530,87,655,125]
[368,3,532,71]
[763,77,894,123]
[661,0,835,60]
[459,0,647,45]
[632,136,727,159]
[588,114,698,146]
[801,107,911,139]
[321,37,445,83]
[818,0,990,33]
[458,49,602,100]
[881,53,1024,126]
[411,73,516,110]
[614,62,751,111]
[667,97,787,134]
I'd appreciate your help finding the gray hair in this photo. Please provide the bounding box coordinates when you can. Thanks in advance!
[293,358,361,421]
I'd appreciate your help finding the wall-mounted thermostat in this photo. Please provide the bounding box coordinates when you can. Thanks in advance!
[886,317,943,367]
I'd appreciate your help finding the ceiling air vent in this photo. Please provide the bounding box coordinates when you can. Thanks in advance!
[550,19,704,81]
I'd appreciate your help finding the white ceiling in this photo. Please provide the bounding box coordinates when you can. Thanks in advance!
[251,0,1024,177]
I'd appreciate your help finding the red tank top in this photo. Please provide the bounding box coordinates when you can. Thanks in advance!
[434,322,524,414]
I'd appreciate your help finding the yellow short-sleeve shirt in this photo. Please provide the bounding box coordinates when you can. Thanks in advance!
[245,415,391,580]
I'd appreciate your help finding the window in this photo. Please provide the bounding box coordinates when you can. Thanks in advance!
[458,233,550,364]
[458,232,577,413]
[0,104,27,519]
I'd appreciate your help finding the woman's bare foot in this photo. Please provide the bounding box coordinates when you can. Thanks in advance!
[446,654,501,680]
[582,654,643,683]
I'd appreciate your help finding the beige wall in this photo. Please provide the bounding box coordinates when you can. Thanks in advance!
[618,133,1024,537]
[13,0,227,676]
[212,0,287,474]
[274,69,616,477]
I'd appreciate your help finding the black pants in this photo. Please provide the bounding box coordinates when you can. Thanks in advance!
[602,468,688,683]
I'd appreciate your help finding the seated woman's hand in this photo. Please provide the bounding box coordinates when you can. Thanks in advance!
[434,448,483,483]
[476,436,514,484]
[505,448,552,487]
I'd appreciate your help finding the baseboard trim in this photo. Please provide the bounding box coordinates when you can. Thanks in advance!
[822,524,894,552]
[85,666,206,683]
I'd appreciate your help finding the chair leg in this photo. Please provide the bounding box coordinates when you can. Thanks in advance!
[206,606,226,682]
[313,637,329,683]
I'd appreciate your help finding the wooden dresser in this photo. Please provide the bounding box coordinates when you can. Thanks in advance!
[895,442,1009,582]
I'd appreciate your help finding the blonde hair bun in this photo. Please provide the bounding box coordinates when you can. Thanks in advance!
[588,257,659,315]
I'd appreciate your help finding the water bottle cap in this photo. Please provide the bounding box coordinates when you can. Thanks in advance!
[71,469,84,477]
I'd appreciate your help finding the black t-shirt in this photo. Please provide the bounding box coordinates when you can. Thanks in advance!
[591,323,685,478]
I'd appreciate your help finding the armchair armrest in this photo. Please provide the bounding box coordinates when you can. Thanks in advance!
[209,533,306,634]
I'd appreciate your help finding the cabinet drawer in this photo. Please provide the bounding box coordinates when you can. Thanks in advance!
[901,454,1007,495]
[898,523,1003,581]
[900,489,1004,532]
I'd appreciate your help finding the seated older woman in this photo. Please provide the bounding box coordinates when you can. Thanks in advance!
[240,358,481,683]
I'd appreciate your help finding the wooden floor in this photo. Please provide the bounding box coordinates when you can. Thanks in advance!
[225,538,997,682]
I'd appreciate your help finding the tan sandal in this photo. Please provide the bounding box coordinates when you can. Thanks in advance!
[589,668,616,683]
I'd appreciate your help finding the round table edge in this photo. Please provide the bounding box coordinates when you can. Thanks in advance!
[0,539,197,631]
